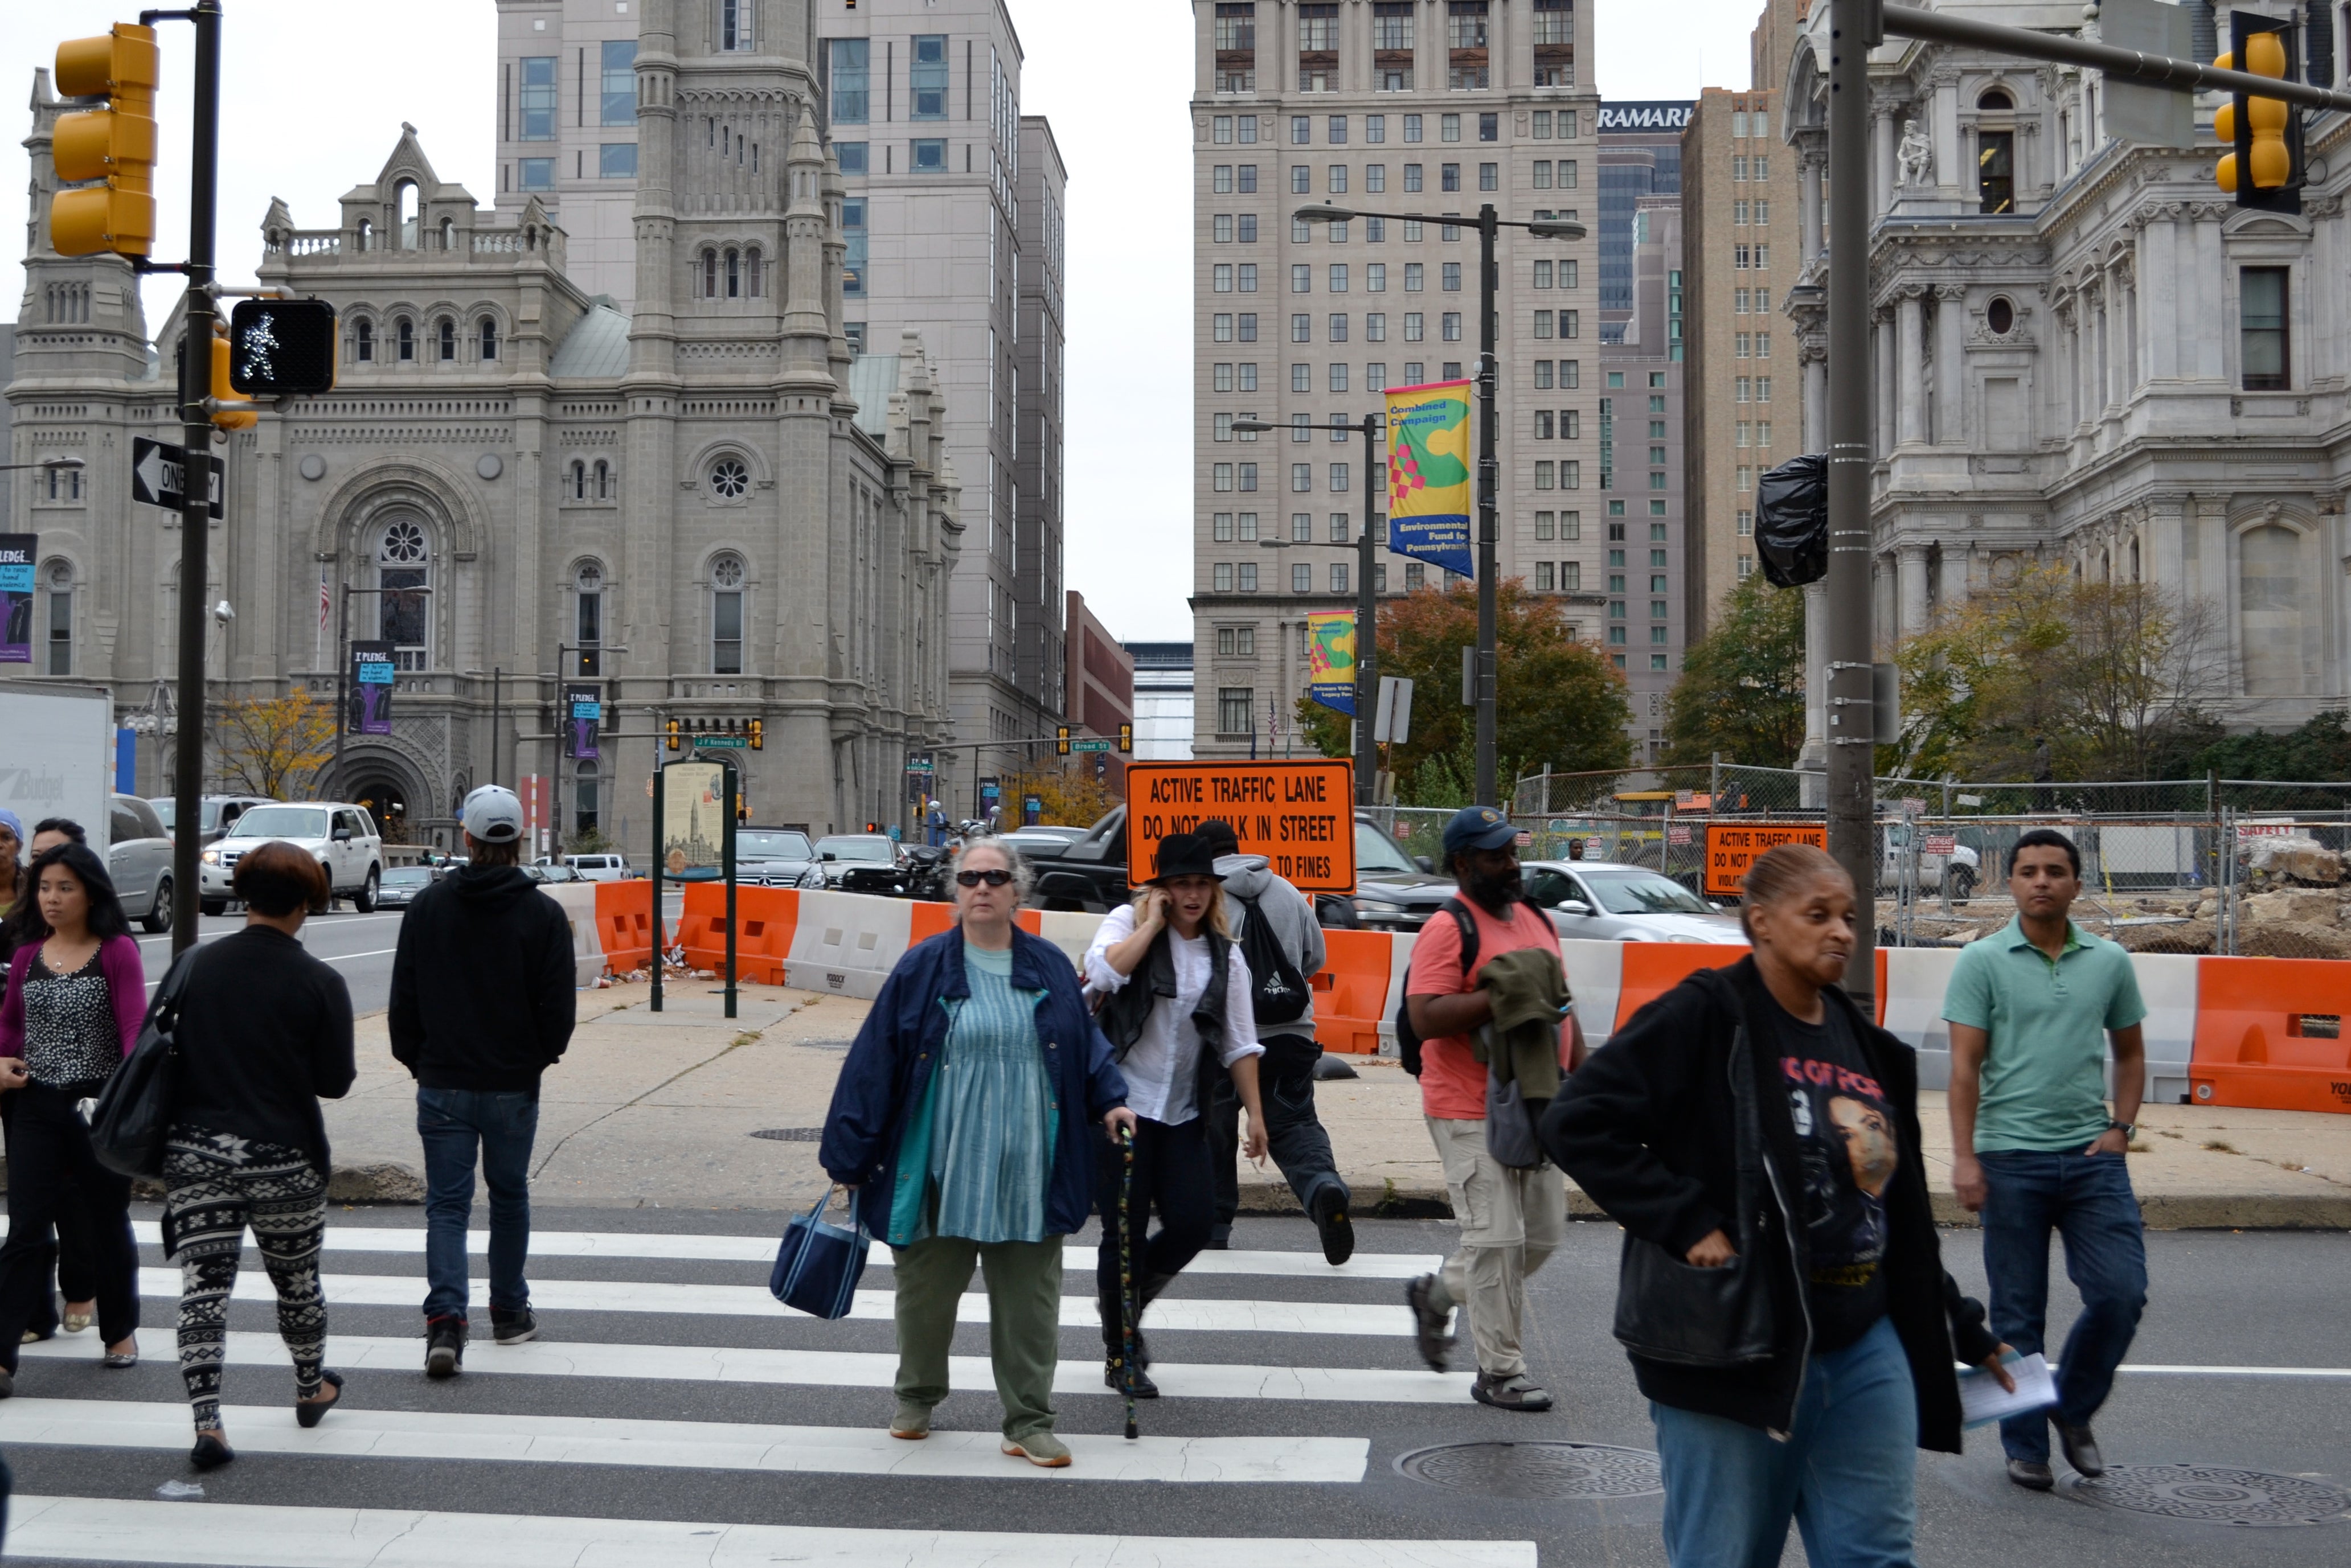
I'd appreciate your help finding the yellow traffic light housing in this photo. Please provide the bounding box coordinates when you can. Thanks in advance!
[2217,15,2302,212]
[210,329,256,431]
[666,718,682,752]
[748,718,763,751]
[1056,724,1072,756]
[1117,721,1134,754]
[49,23,158,258]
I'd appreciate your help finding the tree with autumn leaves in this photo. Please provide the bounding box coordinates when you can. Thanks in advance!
[214,687,337,799]
[1295,579,1632,804]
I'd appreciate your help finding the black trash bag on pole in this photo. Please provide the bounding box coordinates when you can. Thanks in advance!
[1754,453,1829,588]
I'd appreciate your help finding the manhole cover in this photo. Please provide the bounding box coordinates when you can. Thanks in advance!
[747,1128,824,1142]
[2075,1466,2351,1527]
[1394,1440,1662,1500]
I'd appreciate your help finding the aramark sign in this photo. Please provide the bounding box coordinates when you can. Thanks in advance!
[1597,101,1694,132]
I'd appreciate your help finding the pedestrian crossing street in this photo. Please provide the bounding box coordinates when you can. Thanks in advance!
[0,1218,1543,1567]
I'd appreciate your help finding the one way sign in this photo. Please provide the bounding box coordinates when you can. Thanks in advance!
[130,437,225,519]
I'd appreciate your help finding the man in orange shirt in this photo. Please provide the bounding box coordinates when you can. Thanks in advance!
[1403,806,1578,1412]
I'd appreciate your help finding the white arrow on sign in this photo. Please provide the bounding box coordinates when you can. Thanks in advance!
[134,442,171,503]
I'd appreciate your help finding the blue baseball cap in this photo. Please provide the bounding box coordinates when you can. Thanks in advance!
[1443,804,1518,859]
[0,808,20,847]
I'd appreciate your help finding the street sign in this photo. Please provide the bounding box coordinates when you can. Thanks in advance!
[905,752,935,773]
[129,436,224,518]
[697,734,749,749]
[1071,737,1112,752]
[1514,828,1533,848]
[1125,759,1355,893]
[1703,820,1828,897]
[1924,835,1957,856]
[1374,675,1414,745]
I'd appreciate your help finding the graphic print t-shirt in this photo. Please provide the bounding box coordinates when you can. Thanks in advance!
[1772,1000,1899,1352]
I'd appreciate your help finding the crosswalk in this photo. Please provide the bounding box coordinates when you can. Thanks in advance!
[0,1217,1538,1567]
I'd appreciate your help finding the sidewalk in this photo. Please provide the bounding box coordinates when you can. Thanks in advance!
[321,980,2351,1228]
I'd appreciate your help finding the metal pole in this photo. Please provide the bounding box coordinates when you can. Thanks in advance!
[723,766,738,1020]
[331,586,350,797]
[649,763,665,1012]
[1475,203,1500,806]
[491,667,501,789]
[1356,414,1378,807]
[167,0,222,954]
[1826,0,1878,1007]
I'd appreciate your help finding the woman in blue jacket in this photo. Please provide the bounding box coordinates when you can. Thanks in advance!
[820,838,1131,1469]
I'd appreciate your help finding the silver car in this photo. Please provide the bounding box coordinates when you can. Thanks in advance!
[738,828,825,889]
[1524,860,1748,945]
[107,794,177,934]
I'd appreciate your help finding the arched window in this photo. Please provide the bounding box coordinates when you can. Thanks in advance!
[1979,88,2013,110]
[355,318,374,362]
[440,216,456,251]
[2130,536,2141,582]
[726,248,740,298]
[571,460,587,500]
[437,318,457,361]
[593,459,610,499]
[746,247,763,298]
[395,179,418,248]
[703,249,719,298]
[2240,524,2308,693]
[479,316,499,360]
[575,561,605,675]
[356,217,373,252]
[396,318,415,361]
[375,515,432,671]
[42,560,72,676]
[711,553,746,674]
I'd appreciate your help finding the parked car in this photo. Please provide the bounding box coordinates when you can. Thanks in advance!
[1524,859,1748,944]
[813,833,912,894]
[737,828,825,889]
[107,793,177,934]
[149,793,274,848]
[199,802,384,914]
[375,864,440,908]
[564,852,634,882]
[524,861,581,884]
[995,826,1088,857]
[1342,815,1460,931]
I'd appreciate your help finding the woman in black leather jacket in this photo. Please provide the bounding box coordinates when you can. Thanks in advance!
[1543,843,2013,1568]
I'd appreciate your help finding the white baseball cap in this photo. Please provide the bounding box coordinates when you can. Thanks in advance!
[461,785,525,843]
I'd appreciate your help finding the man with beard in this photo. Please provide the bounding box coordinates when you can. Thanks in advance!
[1402,806,1578,1411]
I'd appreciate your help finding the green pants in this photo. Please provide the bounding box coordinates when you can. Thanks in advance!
[891,1232,1064,1440]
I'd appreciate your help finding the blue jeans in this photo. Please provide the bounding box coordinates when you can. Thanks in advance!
[1653,1316,1919,1568]
[1977,1147,2147,1463]
[416,1086,540,1323]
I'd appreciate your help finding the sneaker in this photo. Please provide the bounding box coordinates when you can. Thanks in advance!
[2056,1422,2106,1478]
[1105,1354,1160,1398]
[2006,1458,2056,1491]
[1471,1370,1555,1412]
[1002,1430,1072,1468]
[424,1317,466,1379]
[889,1402,932,1440]
[1405,1274,1453,1372]
[1310,1186,1355,1267]
[491,1306,539,1346]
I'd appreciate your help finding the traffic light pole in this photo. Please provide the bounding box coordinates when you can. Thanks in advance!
[1355,411,1379,808]
[166,0,221,955]
[1474,203,1500,808]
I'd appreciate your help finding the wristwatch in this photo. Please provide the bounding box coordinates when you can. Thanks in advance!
[2108,1119,2136,1140]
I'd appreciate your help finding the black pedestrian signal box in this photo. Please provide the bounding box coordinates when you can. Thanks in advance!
[228,298,338,396]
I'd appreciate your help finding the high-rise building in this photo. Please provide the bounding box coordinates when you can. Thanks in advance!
[1594,101,1687,342]
[1602,195,1685,762]
[1127,641,1197,761]
[1190,0,1602,760]
[1680,0,1808,638]
[495,0,1069,798]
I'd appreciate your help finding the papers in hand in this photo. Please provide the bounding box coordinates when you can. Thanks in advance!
[1959,1350,2058,1429]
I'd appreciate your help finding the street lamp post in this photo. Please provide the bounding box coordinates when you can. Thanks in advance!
[1293,202,1583,807]
[1237,413,1382,806]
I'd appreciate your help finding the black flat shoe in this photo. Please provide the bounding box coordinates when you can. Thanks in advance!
[296,1370,345,1429]
[1105,1355,1160,1398]
[190,1431,236,1470]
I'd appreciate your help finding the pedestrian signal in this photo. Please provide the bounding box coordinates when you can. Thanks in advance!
[228,298,338,396]
[48,23,158,258]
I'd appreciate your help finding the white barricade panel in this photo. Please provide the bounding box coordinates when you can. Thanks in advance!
[1378,931,1418,1050]
[2129,953,2200,1107]
[539,883,607,987]
[1883,948,1964,1089]
[1560,941,1627,1050]
[784,891,915,999]
[1032,909,1105,972]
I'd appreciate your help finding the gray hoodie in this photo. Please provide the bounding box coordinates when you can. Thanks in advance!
[1214,852,1328,1042]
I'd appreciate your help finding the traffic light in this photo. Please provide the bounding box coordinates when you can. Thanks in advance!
[210,327,257,431]
[2215,15,2302,214]
[1055,724,1072,756]
[1116,721,1134,754]
[48,23,158,258]
[666,717,681,752]
[228,298,338,397]
[747,717,763,751]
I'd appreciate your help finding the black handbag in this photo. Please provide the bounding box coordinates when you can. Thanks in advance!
[84,949,196,1179]
[1610,1000,1780,1367]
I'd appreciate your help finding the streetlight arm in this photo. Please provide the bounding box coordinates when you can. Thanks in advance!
[1293,203,1584,239]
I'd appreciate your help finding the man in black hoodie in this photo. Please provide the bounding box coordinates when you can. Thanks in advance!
[390,785,577,1377]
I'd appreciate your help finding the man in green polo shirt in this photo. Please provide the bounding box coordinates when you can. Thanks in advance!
[1945,828,2147,1493]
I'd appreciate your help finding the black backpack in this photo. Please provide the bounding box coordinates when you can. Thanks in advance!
[1394,897,1479,1077]
[1234,890,1311,1027]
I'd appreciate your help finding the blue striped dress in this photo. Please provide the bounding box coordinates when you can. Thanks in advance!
[887,945,1058,1246]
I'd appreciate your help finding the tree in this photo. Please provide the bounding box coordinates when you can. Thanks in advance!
[997,761,1121,827]
[1295,578,1632,803]
[214,687,335,799]
[1660,573,1807,767]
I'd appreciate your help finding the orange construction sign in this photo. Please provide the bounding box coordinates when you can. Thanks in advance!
[1125,760,1356,893]
[1704,820,1828,896]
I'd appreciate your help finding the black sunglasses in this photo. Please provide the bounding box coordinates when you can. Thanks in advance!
[956,868,1013,888]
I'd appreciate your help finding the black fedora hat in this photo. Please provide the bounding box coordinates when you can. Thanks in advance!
[1150,832,1223,883]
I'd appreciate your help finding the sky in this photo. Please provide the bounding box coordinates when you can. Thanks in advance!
[2,0,1770,644]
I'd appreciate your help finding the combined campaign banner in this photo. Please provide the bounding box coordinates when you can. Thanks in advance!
[1306,609,1357,716]
[1384,379,1475,578]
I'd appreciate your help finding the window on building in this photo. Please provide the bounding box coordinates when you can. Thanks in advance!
[396,317,415,361]
[601,40,637,126]
[711,553,746,673]
[910,34,948,120]
[1441,162,1461,191]
[519,56,556,139]
[1288,562,1310,594]
[519,157,554,191]
[478,317,499,360]
[842,198,867,295]
[1977,129,2015,214]
[1238,561,1259,592]
[1442,312,1463,340]
[1218,688,1255,734]
[42,561,71,676]
[1447,2,1490,89]
[830,40,870,123]
[1479,162,1498,190]
[600,142,637,178]
[354,319,374,362]
[2242,267,2289,389]
[437,318,456,361]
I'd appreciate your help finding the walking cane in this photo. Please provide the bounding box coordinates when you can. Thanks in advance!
[1117,1121,1139,1440]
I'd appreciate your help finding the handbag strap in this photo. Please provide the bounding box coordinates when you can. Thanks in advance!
[810,1181,869,1239]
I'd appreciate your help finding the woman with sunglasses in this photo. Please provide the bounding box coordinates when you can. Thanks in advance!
[822,838,1132,1469]
[1084,832,1268,1399]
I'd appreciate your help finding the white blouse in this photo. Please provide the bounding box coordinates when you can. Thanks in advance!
[1083,902,1263,1125]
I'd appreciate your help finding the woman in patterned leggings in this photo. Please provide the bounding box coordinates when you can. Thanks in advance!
[161,842,357,1468]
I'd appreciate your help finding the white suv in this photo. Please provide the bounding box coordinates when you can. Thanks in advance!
[200,801,385,914]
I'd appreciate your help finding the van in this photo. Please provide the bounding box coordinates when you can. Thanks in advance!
[564,852,633,882]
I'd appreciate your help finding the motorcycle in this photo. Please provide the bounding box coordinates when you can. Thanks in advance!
[903,843,953,902]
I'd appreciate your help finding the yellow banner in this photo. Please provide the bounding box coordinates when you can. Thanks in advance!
[1306,610,1356,715]
[1383,379,1475,577]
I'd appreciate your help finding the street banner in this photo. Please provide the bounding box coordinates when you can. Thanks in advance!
[1023,793,1043,827]
[0,536,35,663]
[1704,820,1828,896]
[1125,759,1355,893]
[349,640,395,735]
[1384,379,1475,578]
[563,684,602,760]
[1306,610,1357,715]
[661,761,726,880]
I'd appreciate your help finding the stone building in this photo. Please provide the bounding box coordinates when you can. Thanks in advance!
[1777,0,2351,762]
[6,0,960,848]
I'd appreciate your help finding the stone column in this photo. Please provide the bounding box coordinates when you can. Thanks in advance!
[1898,543,1931,639]
[1897,291,1927,447]
[1935,285,1966,445]
[1801,580,1829,792]
[1939,542,1973,609]
[1800,147,1825,261]
[1803,344,1829,451]
[1874,309,1898,454]
[1873,106,1898,216]
[1932,73,1961,200]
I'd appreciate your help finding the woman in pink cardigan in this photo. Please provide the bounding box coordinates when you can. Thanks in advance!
[0,841,145,1392]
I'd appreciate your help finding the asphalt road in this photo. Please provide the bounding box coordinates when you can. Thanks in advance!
[1,1211,2344,1566]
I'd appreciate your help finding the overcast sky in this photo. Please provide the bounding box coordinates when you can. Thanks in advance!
[3,0,1769,643]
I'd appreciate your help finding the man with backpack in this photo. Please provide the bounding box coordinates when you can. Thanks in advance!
[1401,805,1579,1411]
[1195,818,1351,1265]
